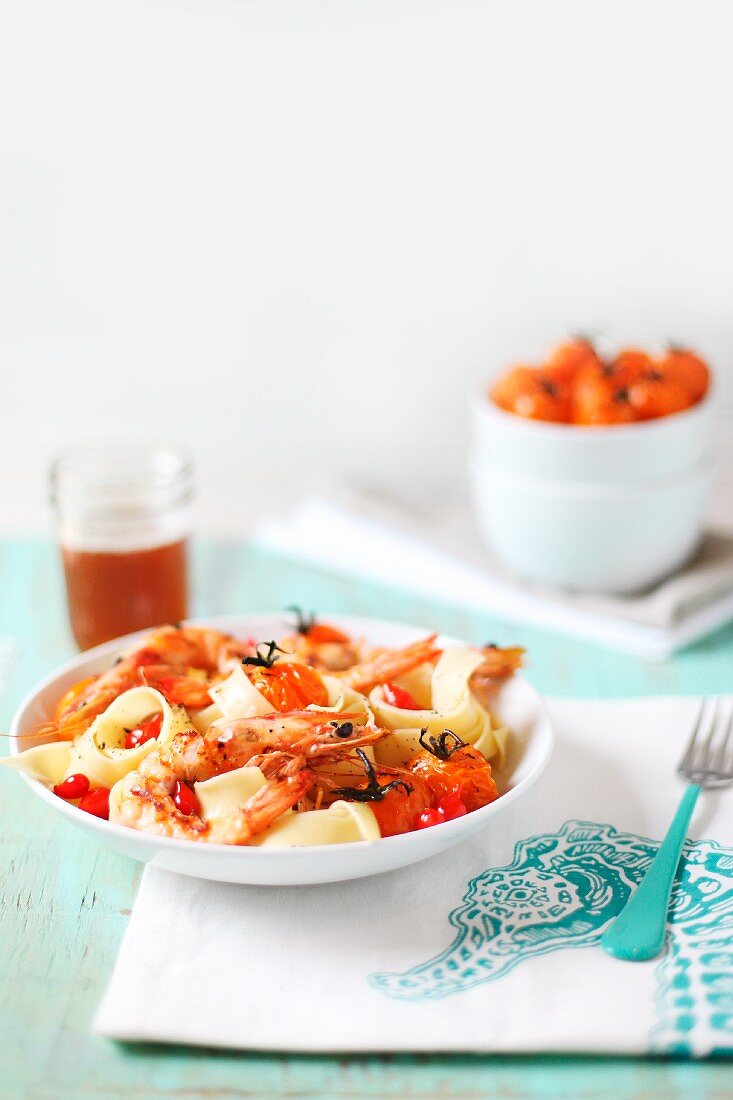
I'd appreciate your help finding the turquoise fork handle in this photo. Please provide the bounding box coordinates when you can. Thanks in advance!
[601,784,701,961]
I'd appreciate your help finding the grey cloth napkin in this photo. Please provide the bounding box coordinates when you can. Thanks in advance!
[253,493,733,658]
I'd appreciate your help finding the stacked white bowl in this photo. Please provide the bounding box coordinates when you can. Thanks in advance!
[469,392,715,594]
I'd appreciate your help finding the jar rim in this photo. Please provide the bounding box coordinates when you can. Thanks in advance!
[50,441,194,514]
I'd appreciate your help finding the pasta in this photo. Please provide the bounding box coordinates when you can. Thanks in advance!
[370,646,507,763]
[194,765,268,820]
[4,617,524,845]
[2,741,73,786]
[254,801,380,847]
[67,687,185,788]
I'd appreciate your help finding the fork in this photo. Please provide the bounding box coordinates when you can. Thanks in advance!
[601,697,733,962]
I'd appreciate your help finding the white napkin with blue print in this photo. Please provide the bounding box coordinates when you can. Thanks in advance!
[95,698,733,1056]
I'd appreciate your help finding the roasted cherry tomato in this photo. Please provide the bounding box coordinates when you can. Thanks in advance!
[544,336,600,385]
[53,773,90,800]
[491,366,571,422]
[381,682,420,710]
[438,787,468,820]
[410,744,499,813]
[628,371,692,420]
[365,771,433,838]
[491,339,710,425]
[490,365,533,411]
[305,623,350,644]
[571,364,637,425]
[415,788,468,829]
[245,661,329,712]
[290,607,351,644]
[78,787,110,819]
[416,808,443,830]
[54,677,98,720]
[659,347,710,403]
[173,780,200,816]
[124,711,163,750]
[612,347,653,382]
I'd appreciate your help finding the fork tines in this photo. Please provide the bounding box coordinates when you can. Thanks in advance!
[677,697,733,788]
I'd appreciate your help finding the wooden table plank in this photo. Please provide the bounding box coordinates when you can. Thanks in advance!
[1,538,730,1099]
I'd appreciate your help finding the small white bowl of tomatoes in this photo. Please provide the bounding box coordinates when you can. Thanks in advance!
[470,338,714,594]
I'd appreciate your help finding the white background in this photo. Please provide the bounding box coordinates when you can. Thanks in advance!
[2,0,732,534]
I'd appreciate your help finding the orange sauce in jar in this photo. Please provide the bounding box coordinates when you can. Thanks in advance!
[61,539,189,651]
[51,444,194,651]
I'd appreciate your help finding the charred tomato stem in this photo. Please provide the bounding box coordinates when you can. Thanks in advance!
[331,749,412,802]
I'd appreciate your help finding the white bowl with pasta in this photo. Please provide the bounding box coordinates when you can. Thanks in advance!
[8,613,553,885]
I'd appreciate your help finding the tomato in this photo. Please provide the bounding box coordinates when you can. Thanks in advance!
[438,788,468,820]
[245,662,329,712]
[613,348,653,382]
[339,746,493,836]
[571,364,637,425]
[363,772,432,837]
[415,787,468,829]
[410,745,499,813]
[306,623,350,644]
[124,711,163,750]
[491,366,571,422]
[490,340,710,426]
[381,682,420,710]
[53,773,90,800]
[416,808,443,830]
[288,607,350,645]
[54,677,98,719]
[659,347,710,403]
[78,787,110,819]
[173,780,200,816]
[544,337,600,385]
[628,372,692,420]
[491,365,533,410]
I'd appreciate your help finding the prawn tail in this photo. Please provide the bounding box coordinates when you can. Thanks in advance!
[347,634,442,693]
[222,767,316,844]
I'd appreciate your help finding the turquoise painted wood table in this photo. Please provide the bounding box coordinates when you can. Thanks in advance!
[1,538,732,1100]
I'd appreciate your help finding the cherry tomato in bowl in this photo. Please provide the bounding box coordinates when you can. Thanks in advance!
[490,338,710,428]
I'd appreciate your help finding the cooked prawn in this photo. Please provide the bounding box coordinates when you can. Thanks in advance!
[113,710,384,843]
[139,666,213,709]
[131,711,378,786]
[40,647,162,741]
[140,624,256,673]
[39,625,255,741]
[469,644,524,708]
[210,711,384,767]
[338,635,442,694]
[114,750,315,843]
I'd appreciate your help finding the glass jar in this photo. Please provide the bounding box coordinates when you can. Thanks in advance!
[50,443,194,650]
